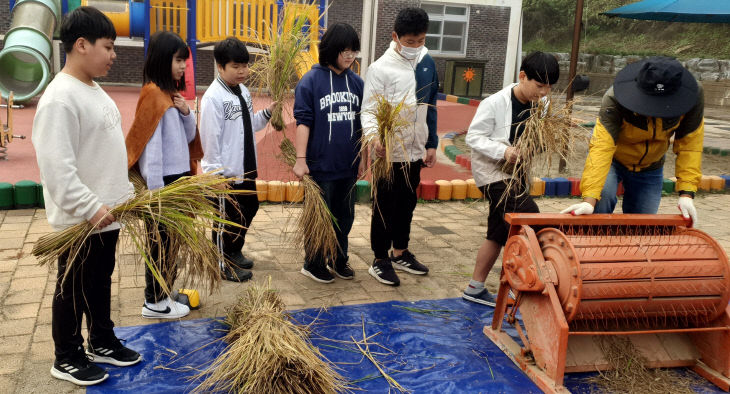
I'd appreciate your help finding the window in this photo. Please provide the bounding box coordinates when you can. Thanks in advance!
[422,3,469,56]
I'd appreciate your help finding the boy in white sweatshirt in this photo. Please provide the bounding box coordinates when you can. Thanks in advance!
[31,7,141,386]
[461,52,559,306]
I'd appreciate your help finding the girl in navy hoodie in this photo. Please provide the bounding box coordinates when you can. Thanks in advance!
[293,23,364,283]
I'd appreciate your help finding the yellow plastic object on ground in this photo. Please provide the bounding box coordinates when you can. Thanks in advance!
[700,175,712,191]
[267,180,285,202]
[451,179,467,200]
[177,288,200,309]
[710,175,725,191]
[435,180,452,200]
[530,178,545,196]
[255,180,268,202]
[286,181,304,202]
[466,179,483,199]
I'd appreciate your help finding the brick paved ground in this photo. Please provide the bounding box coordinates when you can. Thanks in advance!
[1,192,730,392]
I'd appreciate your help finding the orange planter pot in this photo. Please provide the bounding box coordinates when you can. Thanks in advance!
[709,175,724,191]
[285,181,304,202]
[451,179,467,200]
[466,179,483,199]
[435,180,452,200]
[530,178,545,196]
[267,181,285,202]
[255,180,268,202]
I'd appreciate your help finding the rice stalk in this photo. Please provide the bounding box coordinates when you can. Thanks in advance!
[394,305,456,318]
[351,315,410,393]
[32,172,247,295]
[249,2,318,131]
[587,335,698,394]
[279,136,340,263]
[193,279,347,393]
[359,93,413,207]
[499,94,589,204]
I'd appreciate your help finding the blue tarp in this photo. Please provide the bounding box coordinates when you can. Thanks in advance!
[87,298,723,393]
[603,0,730,23]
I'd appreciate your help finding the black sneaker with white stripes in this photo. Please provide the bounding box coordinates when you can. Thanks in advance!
[390,250,429,275]
[369,258,400,286]
[87,338,142,367]
[51,351,108,386]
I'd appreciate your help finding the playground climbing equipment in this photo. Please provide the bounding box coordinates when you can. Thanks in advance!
[0,0,323,102]
[1,92,26,160]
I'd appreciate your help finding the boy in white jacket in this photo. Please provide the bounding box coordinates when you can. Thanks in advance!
[362,8,439,286]
[200,37,275,282]
[462,52,560,306]
[32,7,140,386]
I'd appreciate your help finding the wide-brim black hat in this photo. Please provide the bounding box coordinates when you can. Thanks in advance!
[613,57,698,118]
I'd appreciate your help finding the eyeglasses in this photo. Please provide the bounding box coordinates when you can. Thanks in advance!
[341,51,360,59]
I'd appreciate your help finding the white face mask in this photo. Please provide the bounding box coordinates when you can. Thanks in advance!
[398,40,423,60]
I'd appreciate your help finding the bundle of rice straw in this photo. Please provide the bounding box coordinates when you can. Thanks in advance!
[360,93,412,200]
[249,2,317,131]
[588,336,696,394]
[32,172,243,294]
[279,137,339,263]
[193,280,347,393]
[500,95,588,200]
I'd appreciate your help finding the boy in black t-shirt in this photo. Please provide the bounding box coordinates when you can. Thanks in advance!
[461,52,560,306]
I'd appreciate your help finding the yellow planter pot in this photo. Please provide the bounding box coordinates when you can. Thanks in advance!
[286,181,304,202]
[530,178,545,196]
[435,180,452,201]
[267,181,285,202]
[255,180,268,202]
[466,179,483,199]
[451,179,467,200]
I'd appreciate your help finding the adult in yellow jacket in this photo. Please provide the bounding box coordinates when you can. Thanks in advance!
[563,57,703,225]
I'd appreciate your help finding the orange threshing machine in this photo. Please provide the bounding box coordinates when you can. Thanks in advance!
[485,213,730,393]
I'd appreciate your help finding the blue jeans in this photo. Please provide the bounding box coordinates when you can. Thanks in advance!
[594,161,664,214]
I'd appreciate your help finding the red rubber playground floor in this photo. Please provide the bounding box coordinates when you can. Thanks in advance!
[0,85,476,184]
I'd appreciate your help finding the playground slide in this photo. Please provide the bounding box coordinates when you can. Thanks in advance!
[0,0,143,103]
[0,0,62,103]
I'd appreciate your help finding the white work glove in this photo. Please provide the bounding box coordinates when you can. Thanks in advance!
[560,201,594,216]
[677,196,697,227]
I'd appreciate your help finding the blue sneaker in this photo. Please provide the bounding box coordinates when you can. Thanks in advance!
[462,289,496,307]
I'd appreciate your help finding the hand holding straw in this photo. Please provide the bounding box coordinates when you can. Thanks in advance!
[499,95,588,202]
[279,137,340,264]
[33,173,246,295]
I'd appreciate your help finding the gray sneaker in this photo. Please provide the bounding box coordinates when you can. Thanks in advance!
[462,289,496,307]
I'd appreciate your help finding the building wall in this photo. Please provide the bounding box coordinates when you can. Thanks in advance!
[326,0,363,37]
[357,1,510,95]
[0,2,10,34]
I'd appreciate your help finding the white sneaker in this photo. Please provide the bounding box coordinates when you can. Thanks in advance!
[141,297,190,319]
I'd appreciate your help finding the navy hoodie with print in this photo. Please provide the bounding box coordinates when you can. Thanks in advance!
[294,64,364,182]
